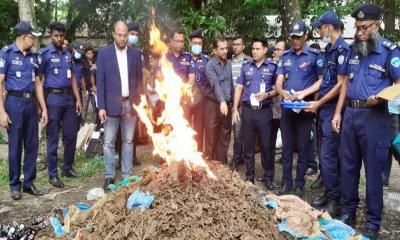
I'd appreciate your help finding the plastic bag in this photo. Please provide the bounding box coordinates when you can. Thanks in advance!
[127,188,154,212]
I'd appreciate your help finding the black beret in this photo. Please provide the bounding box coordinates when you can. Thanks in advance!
[127,22,140,32]
[189,28,203,39]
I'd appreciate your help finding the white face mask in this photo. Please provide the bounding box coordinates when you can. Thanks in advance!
[322,35,330,43]
[74,51,82,59]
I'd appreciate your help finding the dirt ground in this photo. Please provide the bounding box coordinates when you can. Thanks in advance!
[1,142,400,239]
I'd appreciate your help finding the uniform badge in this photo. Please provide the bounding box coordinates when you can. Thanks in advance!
[338,55,345,65]
[349,72,354,79]
[16,71,21,78]
[54,68,59,74]
[51,58,60,63]
[0,58,5,68]
[294,24,299,30]
[317,59,323,67]
[391,57,400,68]
[358,11,365,19]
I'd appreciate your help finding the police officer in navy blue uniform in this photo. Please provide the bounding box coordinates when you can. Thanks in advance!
[166,28,191,82]
[71,42,86,127]
[39,22,82,188]
[304,11,350,217]
[233,38,278,189]
[276,20,323,197]
[0,21,48,200]
[188,28,208,152]
[331,4,400,239]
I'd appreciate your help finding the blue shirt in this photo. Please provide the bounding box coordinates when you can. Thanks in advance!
[166,51,191,82]
[347,38,400,100]
[189,54,209,90]
[38,44,73,88]
[321,37,350,97]
[72,58,83,87]
[237,59,278,103]
[0,43,39,93]
[277,45,323,92]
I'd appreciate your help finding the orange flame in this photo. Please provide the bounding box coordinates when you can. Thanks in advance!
[133,22,216,179]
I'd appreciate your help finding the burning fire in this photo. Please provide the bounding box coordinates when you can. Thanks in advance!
[133,22,216,179]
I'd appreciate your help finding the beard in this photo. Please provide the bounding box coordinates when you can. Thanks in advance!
[353,31,380,57]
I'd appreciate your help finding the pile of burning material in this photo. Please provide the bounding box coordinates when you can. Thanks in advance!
[38,162,286,240]
[39,18,288,240]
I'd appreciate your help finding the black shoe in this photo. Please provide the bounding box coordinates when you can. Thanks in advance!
[324,200,340,218]
[23,185,43,196]
[338,212,356,227]
[294,187,304,198]
[310,174,323,189]
[62,169,83,178]
[278,184,292,195]
[103,178,115,190]
[306,168,318,175]
[362,228,379,240]
[313,192,328,207]
[10,189,22,200]
[264,179,274,190]
[49,176,64,188]
[133,158,141,166]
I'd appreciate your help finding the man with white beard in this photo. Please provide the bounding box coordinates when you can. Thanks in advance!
[332,4,400,239]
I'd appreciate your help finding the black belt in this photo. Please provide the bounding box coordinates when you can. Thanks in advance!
[7,91,35,99]
[121,96,129,101]
[243,101,270,110]
[47,87,72,95]
[346,100,369,108]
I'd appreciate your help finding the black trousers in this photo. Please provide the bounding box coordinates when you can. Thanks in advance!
[242,106,273,182]
[204,99,232,164]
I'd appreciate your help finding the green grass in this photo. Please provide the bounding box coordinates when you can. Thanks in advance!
[0,154,104,192]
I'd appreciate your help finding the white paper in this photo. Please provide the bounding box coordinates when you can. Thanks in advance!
[250,93,260,107]
[91,131,100,139]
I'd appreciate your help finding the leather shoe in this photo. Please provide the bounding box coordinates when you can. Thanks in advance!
[62,169,82,178]
[49,176,64,188]
[313,192,328,207]
[324,200,340,218]
[338,212,356,227]
[294,187,304,198]
[264,179,274,190]
[10,189,22,200]
[310,174,323,189]
[278,184,292,195]
[306,168,318,175]
[23,185,43,196]
[362,228,379,240]
[103,178,115,190]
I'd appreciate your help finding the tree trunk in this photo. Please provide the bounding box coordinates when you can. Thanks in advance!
[382,0,395,33]
[277,0,302,40]
[18,0,37,26]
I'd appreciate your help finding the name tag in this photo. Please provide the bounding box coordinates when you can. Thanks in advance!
[369,64,386,73]
[260,82,266,93]
[12,60,23,65]
[328,61,336,65]
[349,59,359,65]
[245,71,253,76]
[51,58,60,63]
[180,61,190,66]
[299,62,310,68]
[283,61,292,66]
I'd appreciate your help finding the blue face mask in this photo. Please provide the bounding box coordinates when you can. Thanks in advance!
[191,44,202,55]
[128,35,139,45]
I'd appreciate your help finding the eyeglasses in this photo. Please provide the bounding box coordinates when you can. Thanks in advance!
[354,22,376,33]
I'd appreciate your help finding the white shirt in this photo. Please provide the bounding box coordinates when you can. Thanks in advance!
[115,43,129,97]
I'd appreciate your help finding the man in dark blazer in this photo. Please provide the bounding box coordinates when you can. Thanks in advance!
[96,21,142,190]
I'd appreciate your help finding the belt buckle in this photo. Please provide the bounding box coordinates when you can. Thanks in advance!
[23,93,32,98]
